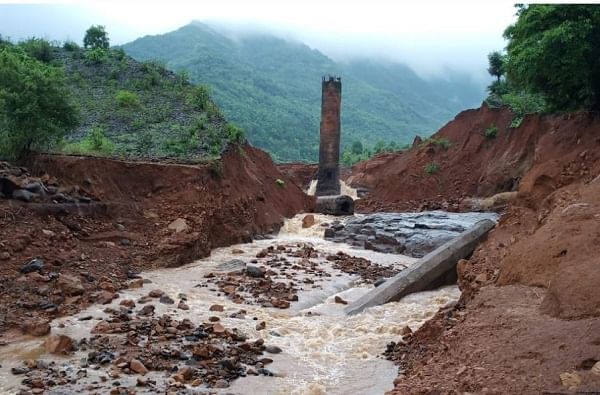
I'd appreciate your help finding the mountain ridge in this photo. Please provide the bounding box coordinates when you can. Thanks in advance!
[122,22,484,161]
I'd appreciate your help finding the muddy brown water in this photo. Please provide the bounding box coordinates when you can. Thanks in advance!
[0,214,460,395]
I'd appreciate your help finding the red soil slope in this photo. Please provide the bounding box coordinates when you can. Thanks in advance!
[383,109,600,393]
[0,145,312,335]
[350,104,600,212]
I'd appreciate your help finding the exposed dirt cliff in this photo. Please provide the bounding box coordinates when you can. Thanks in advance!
[0,145,313,335]
[382,109,600,393]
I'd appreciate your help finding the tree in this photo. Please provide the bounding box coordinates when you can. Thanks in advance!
[83,25,109,49]
[351,140,363,155]
[503,4,600,111]
[487,51,504,82]
[0,45,78,159]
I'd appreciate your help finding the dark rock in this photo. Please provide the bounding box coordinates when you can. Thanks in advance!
[324,228,335,238]
[245,265,264,278]
[24,182,46,196]
[264,345,282,354]
[374,278,387,287]
[159,295,174,304]
[20,258,44,274]
[12,189,35,202]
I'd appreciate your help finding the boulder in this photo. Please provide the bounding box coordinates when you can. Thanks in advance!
[44,334,74,354]
[20,258,44,274]
[57,274,85,296]
[21,318,51,336]
[168,218,189,233]
[12,189,35,202]
[302,214,316,228]
[130,359,148,375]
[245,265,265,278]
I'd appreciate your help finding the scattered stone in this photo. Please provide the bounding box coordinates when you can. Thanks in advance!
[168,218,189,233]
[44,334,74,354]
[128,279,144,288]
[209,316,220,322]
[374,278,386,287]
[159,295,175,304]
[119,299,136,308]
[20,258,44,274]
[130,359,148,375]
[0,251,9,260]
[212,323,225,334]
[560,371,581,388]
[214,379,229,388]
[264,345,282,354]
[334,295,348,305]
[57,274,85,296]
[232,248,245,254]
[246,265,265,278]
[209,304,224,312]
[138,305,155,316]
[20,319,51,336]
[12,189,35,202]
[256,321,266,330]
[148,289,164,298]
[177,301,189,310]
[592,361,600,376]
[302,214,316,228]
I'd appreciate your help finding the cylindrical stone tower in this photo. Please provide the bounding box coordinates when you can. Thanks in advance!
[316,76,342,196]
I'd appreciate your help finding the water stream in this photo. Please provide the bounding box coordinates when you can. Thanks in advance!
[0,213,464,395]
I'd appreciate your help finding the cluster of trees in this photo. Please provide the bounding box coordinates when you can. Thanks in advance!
[340,140,408,166]
[486,5,600,122]
[0,25,110,159]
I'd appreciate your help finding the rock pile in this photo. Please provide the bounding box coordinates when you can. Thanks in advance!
[325,211,497,257]
[0,161,94,204]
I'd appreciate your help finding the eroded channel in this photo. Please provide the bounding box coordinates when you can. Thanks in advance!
[0,211,494,395]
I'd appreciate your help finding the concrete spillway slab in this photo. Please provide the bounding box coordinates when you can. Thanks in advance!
[345,219,496,315]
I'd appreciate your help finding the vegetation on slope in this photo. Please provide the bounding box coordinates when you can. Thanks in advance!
[0,27,243,162]
[122,23,484,162]
[485,4,600,124]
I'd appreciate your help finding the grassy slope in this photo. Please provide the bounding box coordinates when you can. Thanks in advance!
[53,45,231,160]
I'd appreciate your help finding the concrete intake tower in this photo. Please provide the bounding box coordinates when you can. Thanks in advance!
[316,76,342,196]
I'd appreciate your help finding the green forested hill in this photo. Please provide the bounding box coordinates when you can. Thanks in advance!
[122,22,484,162]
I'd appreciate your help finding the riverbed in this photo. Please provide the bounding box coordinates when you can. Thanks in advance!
[0,212,478,394]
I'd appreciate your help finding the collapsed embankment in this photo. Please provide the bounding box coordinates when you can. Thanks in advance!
[379,108,600,393]
[0,144,313,335]
[349,104,596,212]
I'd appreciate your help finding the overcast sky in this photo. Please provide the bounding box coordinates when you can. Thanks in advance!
[0,0,520,82]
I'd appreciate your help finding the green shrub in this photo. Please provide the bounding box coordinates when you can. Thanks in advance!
[186,85,211,111]
[62,125,114,155]
[226,123,245,144]
[20,38,52,62]
[112,47,126,61]
[115,90,140,108]
[424,162,440,175]
[430,137,452,149]
[63,40,80,52]
[85,47,108,64]
[485,124,498,139]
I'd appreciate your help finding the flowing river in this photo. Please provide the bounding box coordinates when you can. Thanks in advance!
[0,212,476,395]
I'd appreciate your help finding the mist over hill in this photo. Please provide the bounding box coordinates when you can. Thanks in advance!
[123,22,484,162]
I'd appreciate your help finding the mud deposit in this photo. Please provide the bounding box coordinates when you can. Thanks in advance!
[0,214,462,395]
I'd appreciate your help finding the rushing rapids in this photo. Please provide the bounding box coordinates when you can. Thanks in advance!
[0,213,469,394]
